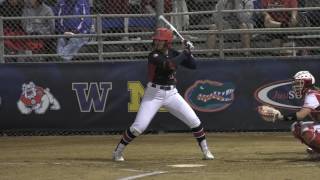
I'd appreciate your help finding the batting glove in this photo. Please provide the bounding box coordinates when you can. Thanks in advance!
[183,40,194,50]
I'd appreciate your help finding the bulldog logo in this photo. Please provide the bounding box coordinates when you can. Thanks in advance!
[17,82,60,114]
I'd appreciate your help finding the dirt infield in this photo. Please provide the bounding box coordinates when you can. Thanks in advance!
[0,133,319,180]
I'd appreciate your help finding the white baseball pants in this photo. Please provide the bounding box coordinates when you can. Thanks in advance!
[130,82,201,133]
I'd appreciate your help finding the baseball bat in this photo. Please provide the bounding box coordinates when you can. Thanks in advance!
[159,15,185,40]
[158,15,194,49]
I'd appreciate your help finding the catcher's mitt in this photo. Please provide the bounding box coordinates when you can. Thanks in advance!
[257,105,282,122]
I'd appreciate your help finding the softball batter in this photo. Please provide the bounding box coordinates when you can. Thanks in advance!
[112,27,214,161]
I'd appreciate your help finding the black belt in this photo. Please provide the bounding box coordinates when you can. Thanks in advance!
[150,83,175,90]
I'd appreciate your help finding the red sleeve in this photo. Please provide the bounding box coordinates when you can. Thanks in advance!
[289,0,298,8]
[261,0,268,8]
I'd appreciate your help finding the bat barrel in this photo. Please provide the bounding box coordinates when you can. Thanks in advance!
[159,15,184,41]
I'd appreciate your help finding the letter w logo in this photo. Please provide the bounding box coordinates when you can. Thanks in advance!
[72,82,112,112]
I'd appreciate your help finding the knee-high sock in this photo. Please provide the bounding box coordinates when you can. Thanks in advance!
[192,124,208,151]
[114,128,137,153]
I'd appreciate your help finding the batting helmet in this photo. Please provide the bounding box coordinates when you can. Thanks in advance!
[152,28,173,43]
[292,71,315,98]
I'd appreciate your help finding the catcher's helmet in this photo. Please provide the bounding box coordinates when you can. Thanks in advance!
[152,28,173,44]
[292,71,315,98]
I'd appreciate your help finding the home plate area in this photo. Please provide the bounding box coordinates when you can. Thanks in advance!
[167,164,206,168]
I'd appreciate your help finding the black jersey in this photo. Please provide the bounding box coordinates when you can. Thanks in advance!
[147,49,196,85]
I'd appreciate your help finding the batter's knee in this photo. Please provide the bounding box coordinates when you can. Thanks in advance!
[191,123,203,132]
[129,126,143,137]
[189,119,201,129]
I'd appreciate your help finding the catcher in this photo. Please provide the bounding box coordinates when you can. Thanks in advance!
[258,71,320,159]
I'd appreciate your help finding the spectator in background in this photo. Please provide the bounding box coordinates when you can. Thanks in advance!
[172,0,190,32]
[55,0,92,61]
[43,0,56,6]
[207,0,254,56]
[22,0,55,54]
[141,0,190,33]
[262,0,298,55]
[262,0,298,28]
[305,0,320,26]
[22,0,55,35]
[0,0,25,56]
[98,0,129,14]
[129,0,141,13]
[141,0,172,14]
[252,0,265,28]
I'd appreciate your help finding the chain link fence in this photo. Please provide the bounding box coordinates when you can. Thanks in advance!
[0,0,320,62]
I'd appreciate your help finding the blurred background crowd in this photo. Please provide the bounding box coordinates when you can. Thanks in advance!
[0,0,319,62]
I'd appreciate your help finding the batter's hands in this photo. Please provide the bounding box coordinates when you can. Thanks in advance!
[183,40,194,50]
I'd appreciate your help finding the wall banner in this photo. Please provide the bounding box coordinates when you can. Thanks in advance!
[0,58,319,132]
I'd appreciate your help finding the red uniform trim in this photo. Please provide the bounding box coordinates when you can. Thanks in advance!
[193,128,205,138]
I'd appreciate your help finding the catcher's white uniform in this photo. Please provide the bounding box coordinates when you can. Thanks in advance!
[294,89,320,131]
[291,89,320,156]
[303,89,320,121]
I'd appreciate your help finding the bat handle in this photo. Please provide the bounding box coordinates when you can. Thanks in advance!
[183,40,194,50]
[187,41,194,49]
[176,33,184,41]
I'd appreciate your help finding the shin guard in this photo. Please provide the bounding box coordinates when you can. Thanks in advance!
[302,128,320,153]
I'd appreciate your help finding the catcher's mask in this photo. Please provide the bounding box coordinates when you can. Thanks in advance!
[292,71,315,98]
[152,28,173,49]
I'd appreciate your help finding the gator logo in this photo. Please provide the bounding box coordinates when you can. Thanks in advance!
[184,80,235,112]
[254,80,302,110]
